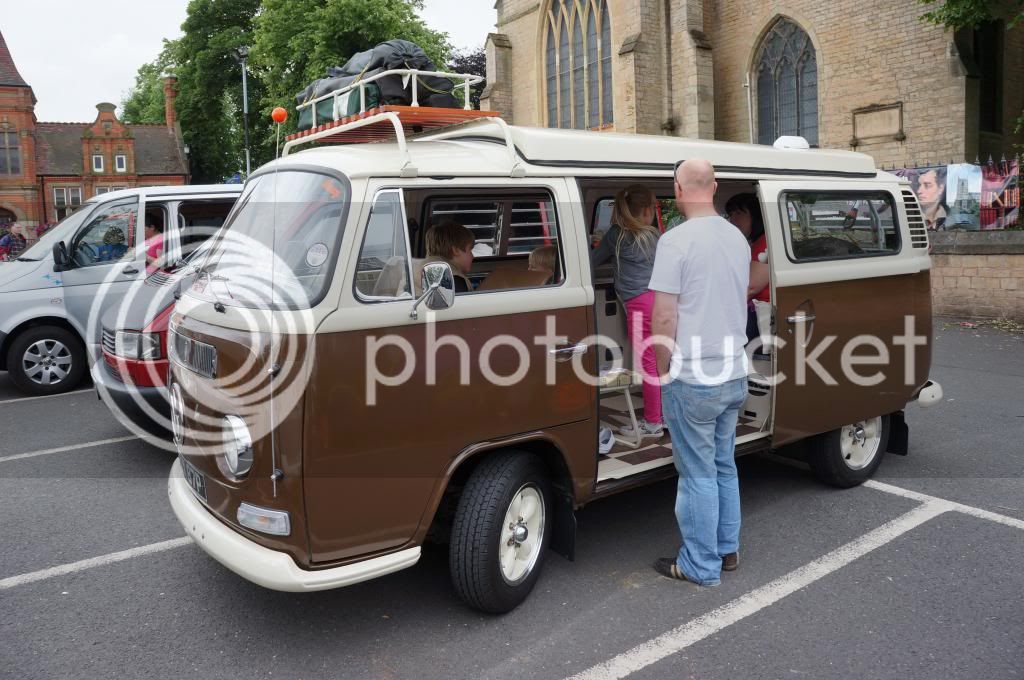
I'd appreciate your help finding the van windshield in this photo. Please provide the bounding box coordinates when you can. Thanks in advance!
[194,170,350,309]
[16,207,93,261]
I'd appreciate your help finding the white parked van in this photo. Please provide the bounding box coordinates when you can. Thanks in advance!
[0,185,241,395]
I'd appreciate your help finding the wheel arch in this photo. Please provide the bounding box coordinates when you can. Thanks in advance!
[418,432,578,560]
[0,316,85,371]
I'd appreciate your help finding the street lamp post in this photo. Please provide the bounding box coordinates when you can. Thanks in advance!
[233,46,251,177]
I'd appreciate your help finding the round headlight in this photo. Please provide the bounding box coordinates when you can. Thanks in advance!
[222,415,253,477]
[170,382,185,446]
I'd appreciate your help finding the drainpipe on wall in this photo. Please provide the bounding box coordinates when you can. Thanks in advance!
[38,174,46,228]
[744,73,755,144]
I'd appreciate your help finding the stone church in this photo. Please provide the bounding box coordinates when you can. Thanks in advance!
[481,0,1024,167]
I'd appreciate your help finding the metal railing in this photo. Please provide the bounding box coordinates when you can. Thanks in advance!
[296,69,486,128]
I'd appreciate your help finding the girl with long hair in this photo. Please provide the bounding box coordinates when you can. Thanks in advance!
[592,184,664,438]
[724,192,769,345]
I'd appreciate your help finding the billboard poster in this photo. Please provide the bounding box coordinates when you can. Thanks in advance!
[893,160,1019,230]
[981,159,1019,230]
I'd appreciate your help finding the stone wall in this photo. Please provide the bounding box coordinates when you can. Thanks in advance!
[929,232,1024,320]
[710,0,968,167]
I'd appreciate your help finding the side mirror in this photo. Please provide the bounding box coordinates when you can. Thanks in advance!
[410,261,455,319]
[52,241,70,271]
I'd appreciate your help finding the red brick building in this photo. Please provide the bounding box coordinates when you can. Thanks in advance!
[0,29,188,230]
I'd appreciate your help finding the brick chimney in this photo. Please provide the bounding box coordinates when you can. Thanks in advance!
[163,76,177,129]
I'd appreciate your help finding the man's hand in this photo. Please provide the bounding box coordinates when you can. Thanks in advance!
[651,291,679,380]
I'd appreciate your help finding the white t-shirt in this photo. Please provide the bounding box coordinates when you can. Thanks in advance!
[648,215,751,385]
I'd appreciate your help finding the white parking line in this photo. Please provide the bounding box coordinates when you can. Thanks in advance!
[865,479,1024,531]
[567,502,947,680]
[0,537,192,591]
[0,388,94,406]
[0,436,139,464]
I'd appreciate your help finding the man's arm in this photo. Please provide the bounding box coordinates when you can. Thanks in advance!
[651,291,679,379]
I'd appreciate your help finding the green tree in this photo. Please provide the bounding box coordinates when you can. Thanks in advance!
[251,0,451,138]
[121,41,179,125]
[448,46,486,110]
[173,0,266,183]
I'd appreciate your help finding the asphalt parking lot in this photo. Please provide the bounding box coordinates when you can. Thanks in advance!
[1,317,1021,680]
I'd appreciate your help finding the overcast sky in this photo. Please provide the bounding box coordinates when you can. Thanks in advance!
[2,0,496,122]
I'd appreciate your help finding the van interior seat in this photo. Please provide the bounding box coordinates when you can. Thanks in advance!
[372,255,411,297]
[476,267,551,291]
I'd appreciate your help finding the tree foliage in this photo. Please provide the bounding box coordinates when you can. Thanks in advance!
[917,0,1022,29]
[123,0,481,180]
[448,46,486,110]
[251,0,451,137]
[121,41,179,125]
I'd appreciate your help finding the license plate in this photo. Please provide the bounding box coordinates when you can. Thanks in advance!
[180,456,207,501]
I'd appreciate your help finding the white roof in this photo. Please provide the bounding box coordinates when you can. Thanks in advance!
[83,184,243,204]
[275,120,880,180]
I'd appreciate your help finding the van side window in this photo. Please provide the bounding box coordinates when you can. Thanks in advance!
[177,199,236,259]
[71,198,139,267]
[423,193,564,291]
[783,192,900,261]
[429,200,500,257]
[355,190,412,301]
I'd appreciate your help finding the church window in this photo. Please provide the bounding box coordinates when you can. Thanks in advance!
[544,0,613,130]
[755,18,818,145]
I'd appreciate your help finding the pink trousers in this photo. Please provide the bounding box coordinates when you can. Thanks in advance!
[623,290,662,425]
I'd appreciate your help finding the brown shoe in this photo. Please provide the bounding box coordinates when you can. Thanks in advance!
[722,553,739,572]
[654,557,692,582]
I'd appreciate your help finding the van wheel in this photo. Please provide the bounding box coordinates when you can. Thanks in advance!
[449,452,552,614]
[808,415,890,488]
[6,326,86,396]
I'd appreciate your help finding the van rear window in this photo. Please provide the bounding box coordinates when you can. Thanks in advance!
[194,170,350,309]
[782,192,900,261]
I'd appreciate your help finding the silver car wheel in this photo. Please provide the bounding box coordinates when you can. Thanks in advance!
[22,339,73,386]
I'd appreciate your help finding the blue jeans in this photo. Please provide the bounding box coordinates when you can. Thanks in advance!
[661,376,748,586]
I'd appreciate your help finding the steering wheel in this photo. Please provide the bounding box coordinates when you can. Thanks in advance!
[75,242,98,265]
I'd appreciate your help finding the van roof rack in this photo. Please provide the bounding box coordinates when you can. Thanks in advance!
[282,106,524,178]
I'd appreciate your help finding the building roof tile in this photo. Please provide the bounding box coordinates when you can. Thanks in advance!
[0,30,29,88]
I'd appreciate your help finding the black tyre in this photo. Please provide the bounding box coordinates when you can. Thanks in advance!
[449,452,552,614]
[6,326,87,396]
[808,415,890,488]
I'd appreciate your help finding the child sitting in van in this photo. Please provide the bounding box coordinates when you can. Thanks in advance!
[424,220,475,293]
[528,245,557,284]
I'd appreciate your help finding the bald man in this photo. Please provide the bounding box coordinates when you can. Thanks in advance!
[648,159,751,586]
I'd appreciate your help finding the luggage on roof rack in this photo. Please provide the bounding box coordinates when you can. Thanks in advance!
[295,39,479,131]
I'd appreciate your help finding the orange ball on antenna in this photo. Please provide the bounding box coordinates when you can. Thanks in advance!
[271,107,288,123]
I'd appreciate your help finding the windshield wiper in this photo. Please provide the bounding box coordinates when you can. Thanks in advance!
[16,257,40,262]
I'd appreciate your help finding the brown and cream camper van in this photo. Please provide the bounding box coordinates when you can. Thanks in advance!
[167,110,942,613]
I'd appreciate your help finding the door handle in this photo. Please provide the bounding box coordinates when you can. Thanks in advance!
[549,342,587,362]
[121,266,139,275]
[786,313,816,323]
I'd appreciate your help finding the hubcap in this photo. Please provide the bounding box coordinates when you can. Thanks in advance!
[499,484,545,585]
[22,339,73,386]
[839,417,882,470]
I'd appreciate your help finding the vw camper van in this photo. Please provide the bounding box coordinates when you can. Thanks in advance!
[167,110,942,613]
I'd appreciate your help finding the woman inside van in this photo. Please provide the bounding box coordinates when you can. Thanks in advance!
[591,185,663,439]
[724,193,770,345]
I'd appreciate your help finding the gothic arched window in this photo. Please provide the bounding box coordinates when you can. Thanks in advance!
[544,0,613,129]
[754,18,818,145]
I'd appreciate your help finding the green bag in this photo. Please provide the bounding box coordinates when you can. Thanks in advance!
[345,83,381,116]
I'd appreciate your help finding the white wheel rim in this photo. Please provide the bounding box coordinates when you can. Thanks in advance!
[22,339,73,386]
[498,483,545,586]
[839,417,882,470]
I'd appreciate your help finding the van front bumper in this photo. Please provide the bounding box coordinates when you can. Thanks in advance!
[167,459,421,592]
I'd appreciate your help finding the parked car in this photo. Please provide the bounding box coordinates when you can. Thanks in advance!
[0,185,241,395]
[93,243,213,435]
[167,116,943,613]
